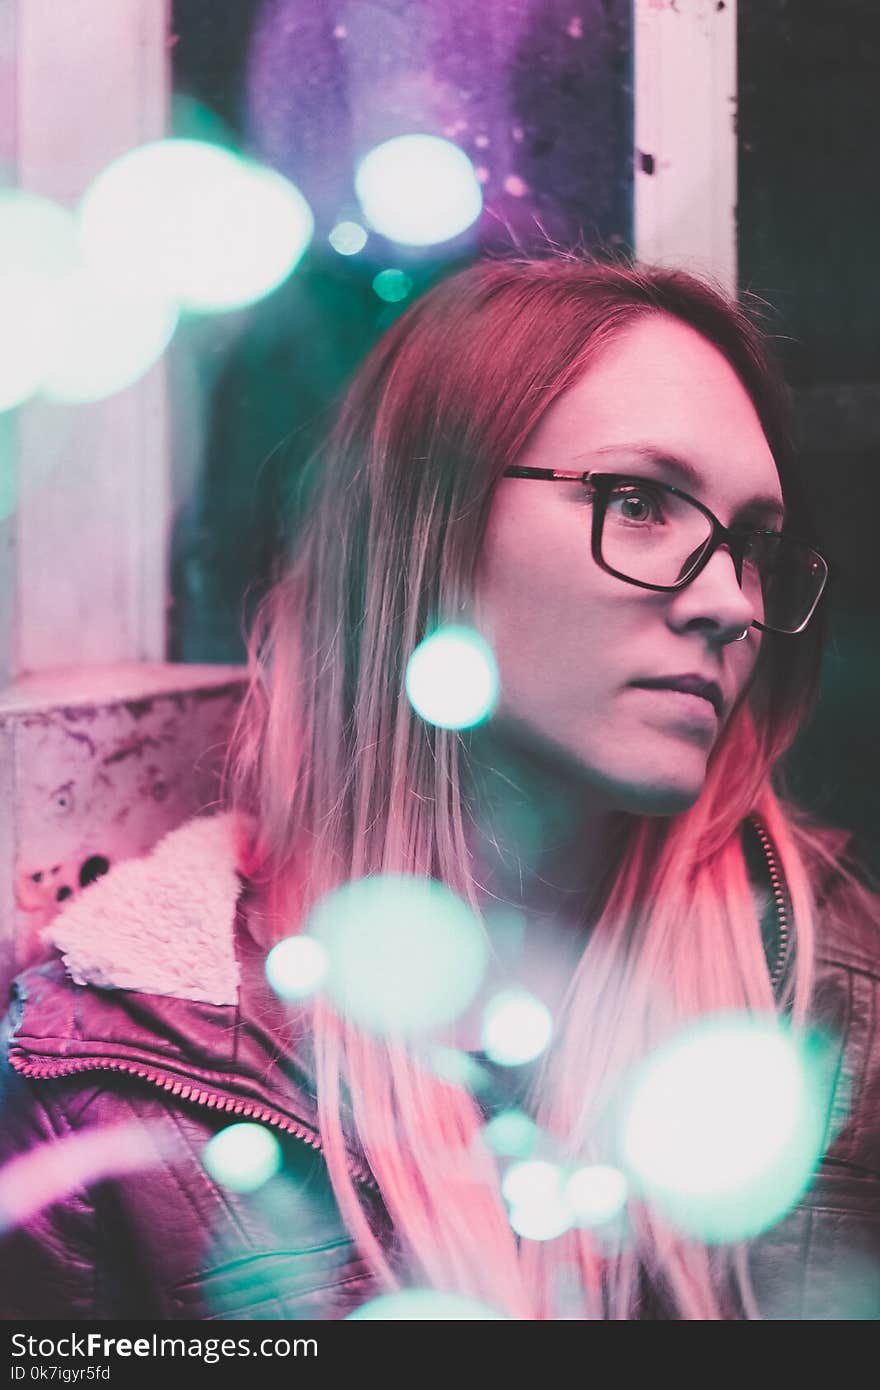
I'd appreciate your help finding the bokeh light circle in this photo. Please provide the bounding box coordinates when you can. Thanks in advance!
[202,1123,283,1194]
[355,135,482,246]
[618,1014,833,1242]
[501,1159,561,1208]
[78,139,314,312]
[509,1199,572,1242]
[265,935,328,1001]
[483,1108,540,1159]
[306,873,489,1037]
[564,1164,628,1227]
[0,188,179,407]
[405,624,499,730]
[480,988,553,1066]
[0,190,80,280]
[0,273,55,412]
[371,268,412,303]
[329,220,368,255]
[428,1045,486,1093]
[503,1160,572,1241]
[0,193,80,411]
[41,267,178,404]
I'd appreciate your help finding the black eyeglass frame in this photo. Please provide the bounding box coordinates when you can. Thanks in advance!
[501,467,832,636]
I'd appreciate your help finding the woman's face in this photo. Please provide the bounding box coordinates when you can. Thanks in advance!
[473,312,784,816]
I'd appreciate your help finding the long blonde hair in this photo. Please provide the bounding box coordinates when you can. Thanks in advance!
[223,251,876,1318]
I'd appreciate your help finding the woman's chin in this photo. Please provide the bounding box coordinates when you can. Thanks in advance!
[597,768,706,817]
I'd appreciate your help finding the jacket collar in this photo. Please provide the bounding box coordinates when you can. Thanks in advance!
[7,813,334,1149]
[46,811,246,1006]
[33,807,786,1007]
[8,811,786,1128]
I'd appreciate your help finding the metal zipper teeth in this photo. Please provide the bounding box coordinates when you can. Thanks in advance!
[9,1050,379,1193]
[12,820,791,1181]
[747,814,791,992]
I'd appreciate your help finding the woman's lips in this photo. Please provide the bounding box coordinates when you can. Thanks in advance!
[629,684,719,725]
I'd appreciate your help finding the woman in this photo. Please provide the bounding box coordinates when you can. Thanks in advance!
[1,252,878,1320]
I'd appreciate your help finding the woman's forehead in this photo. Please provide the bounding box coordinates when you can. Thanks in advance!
[520,317,782,509]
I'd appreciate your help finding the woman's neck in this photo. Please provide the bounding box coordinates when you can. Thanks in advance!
[452,718,626,1052]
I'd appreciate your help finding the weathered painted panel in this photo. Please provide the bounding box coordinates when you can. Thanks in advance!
[0,664,247,990]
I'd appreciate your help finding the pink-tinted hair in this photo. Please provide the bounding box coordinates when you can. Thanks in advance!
[223,250,877,1318]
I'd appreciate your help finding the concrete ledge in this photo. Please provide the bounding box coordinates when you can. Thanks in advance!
[0,662,248,992]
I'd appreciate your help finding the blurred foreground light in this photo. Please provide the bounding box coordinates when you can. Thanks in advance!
[0,1122,170,1232]
[0,190,80,280]
[564,1164,628,1228]
[503,1160,571,1242]
[0,188,177,407]
[265,935,328,1001]
[500,1157,627,1242]
[405,624,499,730]
[348,1290,507,1319]
[509,1199,571,1242]
[618,1013,834,1242]
[428,1045,486,1093]
[306,874,488,1037]
[0,272,54,412]
[78,140,314,312]
[501,1158,561,1208]
[329,220,368,255]
[170,93,238,153]
[483,1108,540,1159]
[355,135,482,246]
[0,192,79,411]
[371,268,412,303]
[41,267,178,404]
[481,987,553,1066]
[202,1123,282,1194]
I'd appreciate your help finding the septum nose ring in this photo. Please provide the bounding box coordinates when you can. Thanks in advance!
[732,627,750,642]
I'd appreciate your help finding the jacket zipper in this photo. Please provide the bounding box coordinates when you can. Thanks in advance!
[11,815,791,1193]
[746,814,791,994]
[8,1049,380,1193]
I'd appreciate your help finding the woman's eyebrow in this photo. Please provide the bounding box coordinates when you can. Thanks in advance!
[584,443,787,522]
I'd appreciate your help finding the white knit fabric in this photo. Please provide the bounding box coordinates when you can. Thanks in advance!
[44,813,246,1006]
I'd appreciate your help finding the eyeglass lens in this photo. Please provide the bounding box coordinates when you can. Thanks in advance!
[598,481,827,633]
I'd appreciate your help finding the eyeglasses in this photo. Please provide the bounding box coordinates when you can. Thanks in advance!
[501,467,831,636]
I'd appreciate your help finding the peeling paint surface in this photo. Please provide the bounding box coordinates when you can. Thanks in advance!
[0,666,247,987]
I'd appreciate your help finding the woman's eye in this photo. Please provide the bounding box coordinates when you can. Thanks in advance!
[608,486,663,523]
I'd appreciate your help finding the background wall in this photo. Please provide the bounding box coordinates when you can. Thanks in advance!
[167,0,633,661]
[168,0,878,875]
[739,0,880,873]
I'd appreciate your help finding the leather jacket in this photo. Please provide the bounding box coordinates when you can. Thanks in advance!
[1,811,878,1320]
